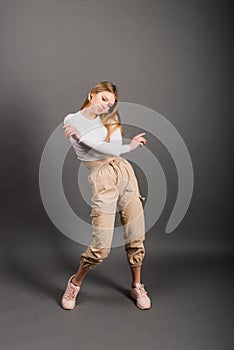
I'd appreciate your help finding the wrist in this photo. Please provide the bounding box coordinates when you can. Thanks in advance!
[72,134,79,141]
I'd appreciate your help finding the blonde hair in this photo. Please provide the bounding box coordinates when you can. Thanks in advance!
[80,81,124,141]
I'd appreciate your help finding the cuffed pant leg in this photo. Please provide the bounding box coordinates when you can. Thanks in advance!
[125,235,145,268]
[80,246,111,271]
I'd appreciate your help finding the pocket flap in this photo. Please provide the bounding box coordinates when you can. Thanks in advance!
[90,207,102,217]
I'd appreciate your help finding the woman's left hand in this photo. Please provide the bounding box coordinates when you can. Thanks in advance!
[63,124,81,141]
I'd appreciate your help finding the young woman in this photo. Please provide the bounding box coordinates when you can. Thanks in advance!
[61,81,151,310]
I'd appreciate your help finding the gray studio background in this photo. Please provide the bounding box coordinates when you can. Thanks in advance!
[0,1,233,350]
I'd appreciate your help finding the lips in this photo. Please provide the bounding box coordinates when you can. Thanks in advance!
[98,107,105,113]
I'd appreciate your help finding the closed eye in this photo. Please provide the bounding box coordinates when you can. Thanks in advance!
[102,96,113,108]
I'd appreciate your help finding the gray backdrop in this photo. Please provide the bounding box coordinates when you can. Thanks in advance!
[0,1,233,350]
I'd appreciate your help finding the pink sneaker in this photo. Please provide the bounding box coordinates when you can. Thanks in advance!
[131,283,151,310]
[61,274,80,310]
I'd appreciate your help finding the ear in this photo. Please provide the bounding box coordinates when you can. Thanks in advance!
[88,92,94,101]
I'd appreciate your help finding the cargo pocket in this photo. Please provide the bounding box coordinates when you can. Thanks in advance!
[90,207,102,229]
[126,186,145,202]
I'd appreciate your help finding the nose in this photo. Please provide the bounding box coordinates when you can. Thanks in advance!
[103,103,109,110]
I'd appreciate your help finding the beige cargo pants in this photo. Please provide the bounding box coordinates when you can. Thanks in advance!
[80,156,146,272]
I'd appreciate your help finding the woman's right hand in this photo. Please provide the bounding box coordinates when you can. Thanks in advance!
[129,133,147,151]
[63,124,81,141]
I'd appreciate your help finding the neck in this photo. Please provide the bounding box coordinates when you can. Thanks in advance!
[80,108,97,120]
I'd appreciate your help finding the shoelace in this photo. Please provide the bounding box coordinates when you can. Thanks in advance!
[136,284,148,297]
[65,286,76,299]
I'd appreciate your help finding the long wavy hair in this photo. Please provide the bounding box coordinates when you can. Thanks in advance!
[80,81,124,141]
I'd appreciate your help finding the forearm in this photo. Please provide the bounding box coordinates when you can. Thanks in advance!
[79,135,131,156]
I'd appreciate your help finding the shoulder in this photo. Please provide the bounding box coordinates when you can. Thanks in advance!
[63,111,81,125]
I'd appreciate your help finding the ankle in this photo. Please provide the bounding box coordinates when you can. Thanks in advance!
[132,282,141,288]
[71,276,82,287]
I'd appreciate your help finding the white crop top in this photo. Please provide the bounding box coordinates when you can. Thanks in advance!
[63,110,131,161]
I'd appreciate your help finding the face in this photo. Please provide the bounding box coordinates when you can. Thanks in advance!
[89,91,116,115]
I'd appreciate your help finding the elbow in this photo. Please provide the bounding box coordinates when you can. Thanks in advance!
[108,149,120,156]
[64,113,73,125]
[64,114,70,123]
[114,151,121,156]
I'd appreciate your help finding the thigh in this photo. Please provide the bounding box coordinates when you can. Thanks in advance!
[89,166,119,213]
[88,166,119,249]
[118,159,146,243]
[117,159,145,211]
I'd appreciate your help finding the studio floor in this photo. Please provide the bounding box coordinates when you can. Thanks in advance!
[0,222,233,350]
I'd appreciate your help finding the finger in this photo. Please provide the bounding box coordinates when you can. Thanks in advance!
[68,126,77,132]
[138,137,147,143]
[64,130,71,137]
[65,128,75,135]
[69,132,76,137]
[64,127,70,133]
[134,133,146,141]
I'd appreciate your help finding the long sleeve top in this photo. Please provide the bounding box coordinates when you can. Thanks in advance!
[63,110,131,161]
